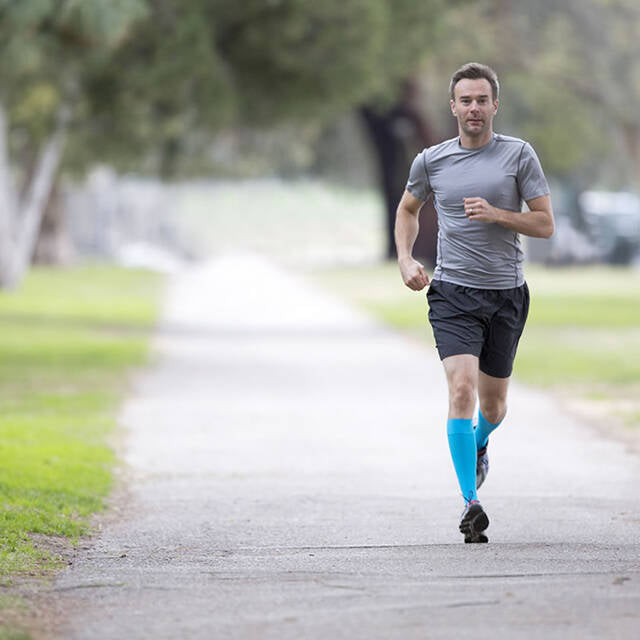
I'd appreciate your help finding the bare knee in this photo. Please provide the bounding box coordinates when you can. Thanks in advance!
[449,375,476,418]
[480,398,507,424]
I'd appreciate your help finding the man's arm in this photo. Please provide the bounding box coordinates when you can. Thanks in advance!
[395,190,430,291]
[463,194,555,238]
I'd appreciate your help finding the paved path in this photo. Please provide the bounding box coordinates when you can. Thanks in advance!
[54,255,640,639]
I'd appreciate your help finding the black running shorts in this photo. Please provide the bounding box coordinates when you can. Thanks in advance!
[426,279,530,378]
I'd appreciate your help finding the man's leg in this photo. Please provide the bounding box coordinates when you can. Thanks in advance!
[443,354,479,504]
[476,283,528,451]
[443,354,490,542]
[476,371,510,448]
[473,371,510,489]
[426,280,490,540]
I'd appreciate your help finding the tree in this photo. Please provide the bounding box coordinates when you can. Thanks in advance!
[357,0,456,262]
[360,81,448,263]
[4,1,450,285]
[0,0,148,287]
[529,0,640,188]
[12,0,466,279]
[421,0,640,190]
[68,0,401,178]
[19,0,628,284]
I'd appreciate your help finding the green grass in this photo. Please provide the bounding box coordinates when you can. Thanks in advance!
[0,264,162,576]
[520,267,640,385]
[0,629,32,640]
[525,267,640,328]
[310,262,640,427]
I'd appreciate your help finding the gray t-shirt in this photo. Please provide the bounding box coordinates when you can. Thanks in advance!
[406,132,549,289]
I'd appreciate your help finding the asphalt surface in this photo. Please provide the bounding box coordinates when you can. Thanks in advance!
[53,255,640,639]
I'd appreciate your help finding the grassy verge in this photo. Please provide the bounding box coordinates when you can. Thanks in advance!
[0,264,162,579]
[310,262,640,432]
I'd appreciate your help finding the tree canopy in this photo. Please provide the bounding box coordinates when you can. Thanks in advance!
[0,0,149,287]
[421,0,640,187]
[71,0,449,176]
[0,0,452,284]
[2,0,640,285]
[3,0,640,183]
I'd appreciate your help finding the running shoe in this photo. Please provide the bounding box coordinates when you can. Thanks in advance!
[476,445,489,489]
[459,500,489,543]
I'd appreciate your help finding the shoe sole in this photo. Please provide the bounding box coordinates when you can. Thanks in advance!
[459,503,489,544]
[464,531,488,543]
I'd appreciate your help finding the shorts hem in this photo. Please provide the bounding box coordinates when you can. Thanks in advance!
[437,345,482,361]
[479,363,513,379]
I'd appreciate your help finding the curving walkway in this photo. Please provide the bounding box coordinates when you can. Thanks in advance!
[53,254,640,639]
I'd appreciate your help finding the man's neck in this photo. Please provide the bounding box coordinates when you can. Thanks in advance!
[459,129,493,150]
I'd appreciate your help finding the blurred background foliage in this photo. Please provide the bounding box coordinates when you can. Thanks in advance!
[2,0,639,178]
[1,0,640,283]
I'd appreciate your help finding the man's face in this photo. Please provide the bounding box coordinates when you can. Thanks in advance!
[450,78,498,138]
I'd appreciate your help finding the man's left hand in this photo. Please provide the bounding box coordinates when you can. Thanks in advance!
[463,197,498,223]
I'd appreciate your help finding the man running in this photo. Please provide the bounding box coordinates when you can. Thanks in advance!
[395,62,554,543]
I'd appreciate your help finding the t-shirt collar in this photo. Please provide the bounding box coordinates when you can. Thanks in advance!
[458,132,496,152]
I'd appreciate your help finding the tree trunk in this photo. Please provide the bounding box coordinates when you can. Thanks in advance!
[0,101,17,282]
[0,104,70,288]
[621,121,640,190]
[359,80,450,266]
[33,180,74,265]
[159,136,181,180]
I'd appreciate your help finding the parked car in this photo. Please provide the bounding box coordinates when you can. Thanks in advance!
[578,190,640,265]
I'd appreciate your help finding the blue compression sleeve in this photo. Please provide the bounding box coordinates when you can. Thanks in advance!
[447,418,477,503]
[475,411,502,450]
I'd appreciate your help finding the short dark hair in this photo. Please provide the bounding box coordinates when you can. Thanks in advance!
[449,63,499,102]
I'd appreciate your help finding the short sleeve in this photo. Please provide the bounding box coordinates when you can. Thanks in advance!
[405,151,431,202]
[517,143,549,202]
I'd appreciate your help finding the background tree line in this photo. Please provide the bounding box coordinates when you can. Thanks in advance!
[0,0,639,287]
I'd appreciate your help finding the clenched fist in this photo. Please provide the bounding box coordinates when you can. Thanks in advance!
[463,197,499,223]
[398,256,430,291]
